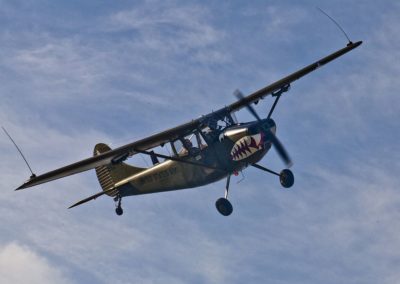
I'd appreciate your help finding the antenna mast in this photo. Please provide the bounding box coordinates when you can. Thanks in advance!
[2,126,36,179]
[317,7,353,45]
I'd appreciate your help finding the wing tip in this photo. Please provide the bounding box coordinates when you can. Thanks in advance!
[347,40,363,48]
[15,175,38,191]
[15,182,29,191]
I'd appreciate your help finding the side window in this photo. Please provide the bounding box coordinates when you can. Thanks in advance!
[173,135,195,156]
[172,139,184,156]
[173,132,207,157]
[196,132,208,150]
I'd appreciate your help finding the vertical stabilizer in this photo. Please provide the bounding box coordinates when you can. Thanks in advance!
[93,143,146,196]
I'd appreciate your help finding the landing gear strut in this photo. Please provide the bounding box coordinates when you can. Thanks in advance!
[114,194,123,216]
[215,175,233,216]
[252,164,294,188]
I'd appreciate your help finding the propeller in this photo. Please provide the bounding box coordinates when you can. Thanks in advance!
[234,90,292,167]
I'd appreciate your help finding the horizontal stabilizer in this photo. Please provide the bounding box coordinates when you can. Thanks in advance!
[68,187,116,209]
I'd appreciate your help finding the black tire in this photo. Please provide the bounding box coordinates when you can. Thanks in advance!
[280,169,294,188]
[115,207,123,216]
[215,198,233,216]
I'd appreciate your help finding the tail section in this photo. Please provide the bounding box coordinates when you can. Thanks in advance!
[94,143,146,196]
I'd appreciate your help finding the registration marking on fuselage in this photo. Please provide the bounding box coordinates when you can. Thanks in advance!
[139,167,178,185]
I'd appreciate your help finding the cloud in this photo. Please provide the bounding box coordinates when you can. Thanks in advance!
[110,4,221,46]
[1,1,400,284]
[263,6,309,39]
[0,2,231,134]
[280,5,400,166]
[108,3,228,64]
[0,243,72,284]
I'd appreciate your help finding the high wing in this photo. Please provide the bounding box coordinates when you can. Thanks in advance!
[16,41,362,190]
[17,120,201,189]
[227,41,362,112]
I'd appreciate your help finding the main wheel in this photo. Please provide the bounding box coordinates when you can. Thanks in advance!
[280,169,294,188]
[215,198,233,216]
[115,207,123,216]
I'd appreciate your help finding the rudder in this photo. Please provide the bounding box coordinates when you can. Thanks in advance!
[94,143,146,196]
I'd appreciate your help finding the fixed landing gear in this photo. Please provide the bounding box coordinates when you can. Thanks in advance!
[216,175,233,216]
[114,194,123,216]
[115,207,123,216]
[252,164,294,189]
[279,169,294,188]
[216,198,233,216]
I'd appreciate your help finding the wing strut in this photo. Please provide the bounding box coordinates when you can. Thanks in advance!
[267,84,290,119]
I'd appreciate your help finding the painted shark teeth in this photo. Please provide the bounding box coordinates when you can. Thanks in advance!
[230,134,264,161]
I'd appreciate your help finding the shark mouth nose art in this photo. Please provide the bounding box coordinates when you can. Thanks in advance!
[230,133,264,161]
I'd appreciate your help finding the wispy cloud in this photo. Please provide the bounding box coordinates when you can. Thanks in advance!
[0,242,72,284]
[109,4,226,55]
[1,1,400,284]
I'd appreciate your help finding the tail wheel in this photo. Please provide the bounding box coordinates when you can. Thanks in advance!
[115,207,123,216]
[114,194,123,216]
[215,198,233,216]
[280,169,294,188]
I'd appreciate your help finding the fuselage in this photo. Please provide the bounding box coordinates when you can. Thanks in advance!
[116,119,276,197]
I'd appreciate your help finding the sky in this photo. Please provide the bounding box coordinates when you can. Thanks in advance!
[0,0,399,283]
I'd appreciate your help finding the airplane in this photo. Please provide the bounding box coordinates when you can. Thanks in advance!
[13,40,362,216]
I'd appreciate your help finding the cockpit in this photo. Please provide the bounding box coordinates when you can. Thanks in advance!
[173,132,207,157]
[170,109,238,158]
[199,110,238,143]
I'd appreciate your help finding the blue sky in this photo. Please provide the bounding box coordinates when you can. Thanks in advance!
[1,1,399,283]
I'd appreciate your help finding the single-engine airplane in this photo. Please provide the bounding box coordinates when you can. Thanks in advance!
[13,40,362,216]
